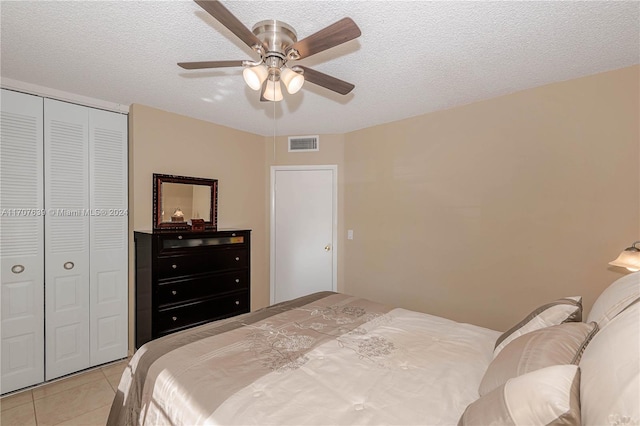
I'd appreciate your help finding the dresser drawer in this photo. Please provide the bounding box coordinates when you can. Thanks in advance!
[157,248,248,279]
[158,232,247,253]
[157,270,249,307]
[156,291,249,335]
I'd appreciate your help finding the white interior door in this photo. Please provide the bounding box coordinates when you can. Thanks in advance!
[44,99,90,380]
[271,166,337,304]
[88,108,128,365]
[0,89,45,393]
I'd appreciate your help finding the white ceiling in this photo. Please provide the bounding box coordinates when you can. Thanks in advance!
[1,1,638,137]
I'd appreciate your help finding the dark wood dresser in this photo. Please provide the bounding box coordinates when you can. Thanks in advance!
[134,229,250,348]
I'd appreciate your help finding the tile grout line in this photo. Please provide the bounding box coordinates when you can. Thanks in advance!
[32,390,38,426]
[50,402,114,426]
[35,377,116,426]
[33,365,119,401]
[33,367,116,424]
[3,359,126,425]
[2,358,127,402]
[0,390,33,414]
[33,386,40,426]
[101,368,117,393]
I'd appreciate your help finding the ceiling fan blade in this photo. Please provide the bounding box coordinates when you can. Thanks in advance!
[194,0,266,51]
[178,60,245,69]
[287,18,361,60]
[297,66,355,95]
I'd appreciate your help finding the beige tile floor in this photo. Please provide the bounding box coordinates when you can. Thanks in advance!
[0,358,128,426]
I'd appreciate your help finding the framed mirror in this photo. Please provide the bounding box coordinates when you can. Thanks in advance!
[153,174,218,231]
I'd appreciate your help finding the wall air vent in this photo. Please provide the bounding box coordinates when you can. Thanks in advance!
[288,135,319,152]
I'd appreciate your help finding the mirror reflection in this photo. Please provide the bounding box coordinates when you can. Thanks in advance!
[161,182,212,223]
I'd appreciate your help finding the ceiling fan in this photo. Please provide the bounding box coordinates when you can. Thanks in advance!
[178,0,361,102]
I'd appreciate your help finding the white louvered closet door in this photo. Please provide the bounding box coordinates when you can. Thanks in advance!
[89,109,128,365]
[0,89,45,393]
[44,99,90,380]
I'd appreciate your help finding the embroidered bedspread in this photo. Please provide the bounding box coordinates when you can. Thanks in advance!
[107,292,500,425]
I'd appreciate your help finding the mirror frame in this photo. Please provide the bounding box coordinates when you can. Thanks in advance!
[153,173,218,231]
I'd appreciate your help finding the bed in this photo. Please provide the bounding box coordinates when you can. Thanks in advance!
[108,273,640,425]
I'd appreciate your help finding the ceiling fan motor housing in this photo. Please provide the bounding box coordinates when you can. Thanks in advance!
[252,20,297,59]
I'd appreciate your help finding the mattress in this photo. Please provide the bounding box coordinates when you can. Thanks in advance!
[108,292,500,425]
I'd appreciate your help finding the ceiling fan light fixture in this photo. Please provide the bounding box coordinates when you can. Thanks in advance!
[180,1,362,100]
[263,79,283,102]
[242,64,268,91]
[281,67,304,94]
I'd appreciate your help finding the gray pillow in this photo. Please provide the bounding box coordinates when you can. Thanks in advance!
[480,321,597,396]
[494,297,583,357]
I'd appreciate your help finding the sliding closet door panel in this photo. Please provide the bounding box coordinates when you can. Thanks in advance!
[44,99,90,380]
[0,89,45,393]
[89,109,128,365]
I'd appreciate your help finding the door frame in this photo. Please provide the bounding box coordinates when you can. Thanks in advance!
[270,165,338,304]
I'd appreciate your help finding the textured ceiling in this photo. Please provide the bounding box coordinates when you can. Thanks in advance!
[1,1,638,137]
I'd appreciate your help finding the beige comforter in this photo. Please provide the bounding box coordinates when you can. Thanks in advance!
[108,292,500,425]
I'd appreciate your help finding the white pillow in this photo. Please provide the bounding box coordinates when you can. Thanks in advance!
[494,296,582,357]
[459,365,581,426]
[587,272,640,328]
[579,302,639,426]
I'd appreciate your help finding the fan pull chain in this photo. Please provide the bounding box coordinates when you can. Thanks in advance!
[272,96,277,162]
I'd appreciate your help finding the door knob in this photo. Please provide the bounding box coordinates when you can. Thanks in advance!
[324,244,331,252]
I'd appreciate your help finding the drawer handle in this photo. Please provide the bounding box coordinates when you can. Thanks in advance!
[178,235,183,240]
[172,316,177,321]
[172,290,177,295]
[235,300,240,305]
[235,278,240,283]
[64,262,75,270]
[235,257,240,261]
[172,264,177,269]
[11,264,25,274]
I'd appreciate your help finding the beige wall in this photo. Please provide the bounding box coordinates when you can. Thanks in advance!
[128,104,268,351]
[343,66,640,331]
